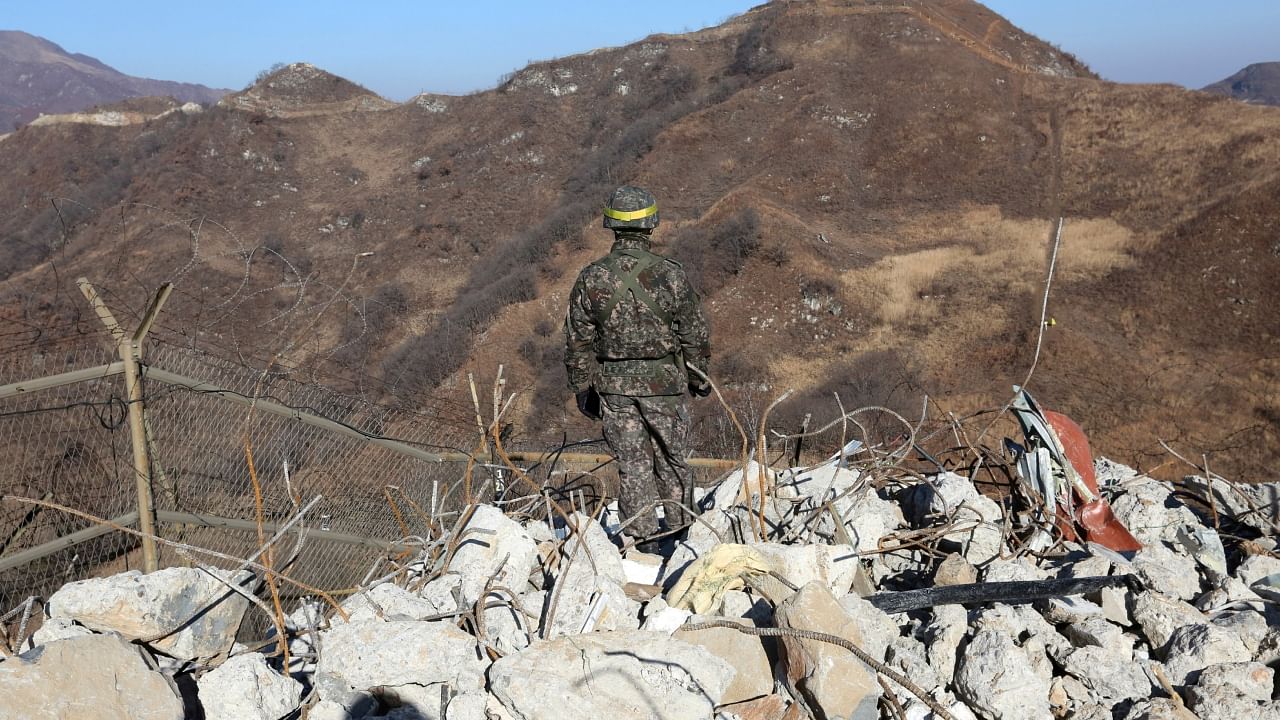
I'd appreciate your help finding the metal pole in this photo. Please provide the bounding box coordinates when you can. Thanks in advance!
[77,279,171,573]
[119,342,158,572]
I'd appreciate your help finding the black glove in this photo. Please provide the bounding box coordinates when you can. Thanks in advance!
[575,387,602,420]
[689,381,712,398]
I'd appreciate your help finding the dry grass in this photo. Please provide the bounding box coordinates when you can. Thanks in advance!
[840,207,1138,328]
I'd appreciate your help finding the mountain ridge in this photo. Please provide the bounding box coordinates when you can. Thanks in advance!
[1203,61,1280,106]
[0,0,1276,482]
[0,30,229,130]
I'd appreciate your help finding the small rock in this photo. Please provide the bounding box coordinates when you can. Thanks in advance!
[1175,525,1228,578]
[1212,608,1269,655]
[489,631,734,720]
[974,603,1071,659]
[642,605,692,632]
[935,554,978,586]
[481,599,533,655]
[1162,623,1252,685]
[342,582,447,622]
[775,582,881,720]
[955,628,1052,720]
[909,473,1004,565]
[418,575,464,614]
[752,543,862,597]
[47,567,252,661]
[546,574,639,636]
[621,552,663,586]
[925,603,967,684]
[0,634,183,720]
[1060,645,1153,703]
[1062,615,1132,652]
[197,652,303,720]
[1195,661,1272,702]
[27,617,94,648]
[1236,554,1280,589]
[1133,544,1202,600]
[885,633,942,706]
[1093,584,1132,625]
[1039,595,1105,624]
[1110,476,1200,545]
[982,556,1048,583]
[1131,591,1208,649]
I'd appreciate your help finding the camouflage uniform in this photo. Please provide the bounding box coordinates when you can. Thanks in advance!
[564,228,711,539]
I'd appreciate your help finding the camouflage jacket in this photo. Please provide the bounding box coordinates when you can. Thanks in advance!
[564,232,711,396]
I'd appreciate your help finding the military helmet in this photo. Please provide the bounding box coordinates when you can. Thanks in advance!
[603,185,659,230]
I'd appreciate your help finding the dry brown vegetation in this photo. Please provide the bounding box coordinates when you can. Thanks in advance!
[0,0,1277,481]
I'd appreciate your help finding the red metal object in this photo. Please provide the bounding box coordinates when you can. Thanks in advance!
[1044,410,1143,553]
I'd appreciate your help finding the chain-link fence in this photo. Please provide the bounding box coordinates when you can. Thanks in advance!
[0,340,485,618]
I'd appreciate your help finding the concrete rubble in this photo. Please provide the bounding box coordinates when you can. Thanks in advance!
[5,454,1280,719]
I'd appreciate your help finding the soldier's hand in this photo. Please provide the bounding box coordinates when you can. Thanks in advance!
[689,381,712,398]
[576,388,602,420]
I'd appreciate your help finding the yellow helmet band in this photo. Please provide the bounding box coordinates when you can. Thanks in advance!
[603,203,658,222]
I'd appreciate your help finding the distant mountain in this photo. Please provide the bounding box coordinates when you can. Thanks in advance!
[1203,62,1280,106]
[0,30,229,130]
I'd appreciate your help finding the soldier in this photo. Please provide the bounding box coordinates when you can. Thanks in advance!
[564,185,711,551]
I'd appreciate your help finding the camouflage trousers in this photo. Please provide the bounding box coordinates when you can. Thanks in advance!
[601,393,693,539]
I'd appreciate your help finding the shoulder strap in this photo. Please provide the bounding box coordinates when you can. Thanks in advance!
[596,249,671,325]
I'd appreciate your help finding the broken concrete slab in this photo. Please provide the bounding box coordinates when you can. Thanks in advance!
[197,651,303,720]
[342,582,448,622]
[488,631,734,720]
[1133,543,1202,601]
[1162,623,1252,686]
[925,603,967,685]
[314,620,488,707]
[0,634,184,720]
[838,591,900,663]
[906,472,1003,565]
[1059,645,1153,704]
[1131,590,1208,649]
[447,504,540,606]
[775,582,881,720]
[957,625,1054,712]
[1109,476,1199,546]
[46,567,252,661]
[955,628,1052,720]
[676,620,773,704]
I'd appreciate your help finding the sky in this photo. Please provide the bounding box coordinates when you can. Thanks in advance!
[4,1,1278,99]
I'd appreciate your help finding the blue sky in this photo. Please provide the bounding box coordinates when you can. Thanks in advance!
[5,1,1278,99]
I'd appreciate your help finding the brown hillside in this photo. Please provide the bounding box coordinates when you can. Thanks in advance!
[0,0,1276,482]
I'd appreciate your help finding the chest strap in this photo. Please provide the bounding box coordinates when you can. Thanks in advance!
[595,249,671,325]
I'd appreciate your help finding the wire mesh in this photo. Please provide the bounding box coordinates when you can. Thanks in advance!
[0,345,139,612]
[0,340,483,620]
